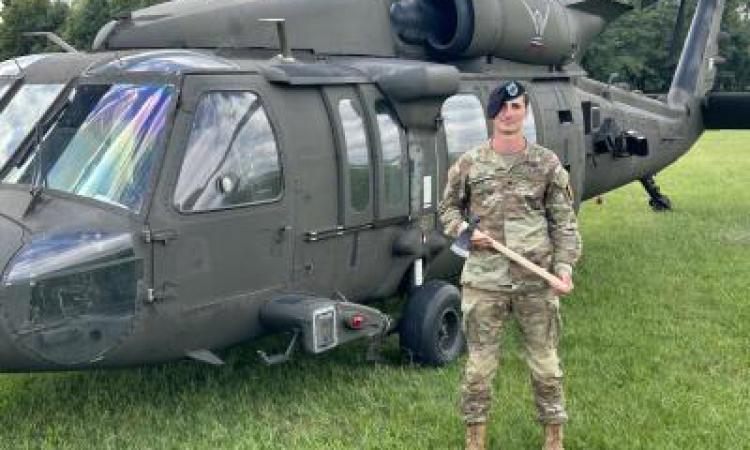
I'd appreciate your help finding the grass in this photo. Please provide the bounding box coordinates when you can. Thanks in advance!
[0,131,748,449]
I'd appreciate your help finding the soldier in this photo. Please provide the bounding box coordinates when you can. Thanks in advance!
[438,80,582,450]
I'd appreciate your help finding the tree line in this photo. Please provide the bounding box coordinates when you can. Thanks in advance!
[0,0,748,92]
[583,0,750,91]
[0,0,166,59]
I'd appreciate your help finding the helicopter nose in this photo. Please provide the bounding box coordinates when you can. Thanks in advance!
[0,216,23,271]
[0,217,33,369]
[0,230,141,368]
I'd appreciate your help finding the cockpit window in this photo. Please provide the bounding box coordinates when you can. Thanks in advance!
[0,84,64,171]
[90,50,238,75]
[5,84,175,213]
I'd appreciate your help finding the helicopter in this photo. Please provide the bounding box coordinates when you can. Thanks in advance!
[0,0,743,372]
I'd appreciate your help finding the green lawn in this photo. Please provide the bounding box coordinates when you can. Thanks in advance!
[0,131,748,449]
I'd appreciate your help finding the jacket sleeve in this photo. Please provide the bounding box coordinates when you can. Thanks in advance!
[545,163,582,277]
[438,156,470,239]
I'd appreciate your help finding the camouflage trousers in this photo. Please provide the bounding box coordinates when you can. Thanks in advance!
[460,286,567,425]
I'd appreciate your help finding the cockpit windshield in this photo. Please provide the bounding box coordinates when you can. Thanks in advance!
[0,84,64,170]
[4,84,175,213]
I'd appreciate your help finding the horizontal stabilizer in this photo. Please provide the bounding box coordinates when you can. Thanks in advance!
[702,92,750,129]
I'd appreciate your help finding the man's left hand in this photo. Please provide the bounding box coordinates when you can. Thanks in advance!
[552,273,574,296]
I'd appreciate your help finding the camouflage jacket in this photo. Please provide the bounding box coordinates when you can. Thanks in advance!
[438,141,582,292]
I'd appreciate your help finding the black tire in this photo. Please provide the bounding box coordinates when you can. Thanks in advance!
[399,280,465,366]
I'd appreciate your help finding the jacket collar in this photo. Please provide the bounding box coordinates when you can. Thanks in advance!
[481,139,541,169]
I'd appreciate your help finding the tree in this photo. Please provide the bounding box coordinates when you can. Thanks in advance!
[582,1,680,92]
[61,0,109,50]
[0,0,69,60]
[62,0,166,50]
[582,0,750,92]
[716,0,750,89]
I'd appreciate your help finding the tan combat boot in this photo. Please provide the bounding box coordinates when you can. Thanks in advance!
[465,422,486,450]
[543,424,563,450]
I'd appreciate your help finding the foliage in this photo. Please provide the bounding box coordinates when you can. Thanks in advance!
[0,0,166,57]
[715,0,750,89]
[62,0,166,50]
[0,0,69,60]
[582,0,750,92]
[582,1,678,92]
[61,0,110,50]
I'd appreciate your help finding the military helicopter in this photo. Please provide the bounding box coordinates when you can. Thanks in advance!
[0,0,742,371]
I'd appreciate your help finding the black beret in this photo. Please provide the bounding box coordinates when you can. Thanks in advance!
[486,80,527,118]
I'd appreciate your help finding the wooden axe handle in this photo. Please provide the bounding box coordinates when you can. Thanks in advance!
[486,236,567,290]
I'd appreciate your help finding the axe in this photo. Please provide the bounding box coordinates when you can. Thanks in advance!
[450,215,569,292]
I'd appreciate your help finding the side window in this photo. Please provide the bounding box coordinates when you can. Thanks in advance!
[174,91,282,212]
[339,99,370,212]
[442,94,488,165]
[375,101,406,208]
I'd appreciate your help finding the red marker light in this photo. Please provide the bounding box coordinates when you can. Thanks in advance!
[347,314,365,330]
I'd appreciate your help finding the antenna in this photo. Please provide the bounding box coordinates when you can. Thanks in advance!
[22,32,78,53]
[259,18,294,63]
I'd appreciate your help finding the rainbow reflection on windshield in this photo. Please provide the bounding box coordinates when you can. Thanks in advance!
[45,84,174,212]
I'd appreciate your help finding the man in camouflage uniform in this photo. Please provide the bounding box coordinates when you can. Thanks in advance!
[438,81,581,450]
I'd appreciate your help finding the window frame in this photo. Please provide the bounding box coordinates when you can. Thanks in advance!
[173,88,286,215]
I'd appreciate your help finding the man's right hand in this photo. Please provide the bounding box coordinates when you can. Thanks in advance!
[470,229,495,249]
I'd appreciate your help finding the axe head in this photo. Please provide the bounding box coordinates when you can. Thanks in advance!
[450,214,480,259]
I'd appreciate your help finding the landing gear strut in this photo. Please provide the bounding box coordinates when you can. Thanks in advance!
[640,176,672,212]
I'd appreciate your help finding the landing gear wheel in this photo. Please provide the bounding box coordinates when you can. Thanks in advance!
[400,280,464,366]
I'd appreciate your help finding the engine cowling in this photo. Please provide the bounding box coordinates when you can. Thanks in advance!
[390,0,631,65]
